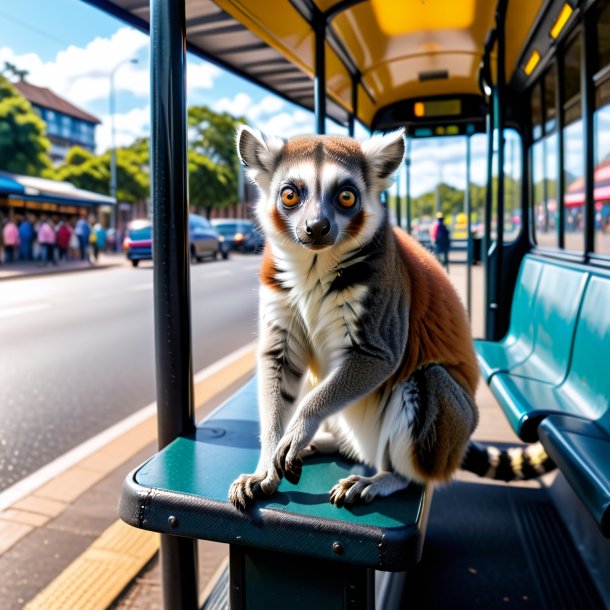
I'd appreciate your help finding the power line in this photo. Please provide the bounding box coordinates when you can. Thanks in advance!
[0,10,70,49]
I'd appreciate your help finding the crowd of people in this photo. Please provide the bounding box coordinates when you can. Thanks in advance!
[0,213,112,266]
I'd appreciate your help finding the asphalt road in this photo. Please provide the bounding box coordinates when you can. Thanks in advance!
[0,255,261,493]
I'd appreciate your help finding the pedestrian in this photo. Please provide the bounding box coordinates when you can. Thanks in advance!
[432,212,451,271]
[0,214,4,265]
[2,216,19,263]
[90,222,99,263]
[37,217,57,266]
[18,215,35,261]
[56,220,72,262]
[74,215,90,261]
[68,221,80,260]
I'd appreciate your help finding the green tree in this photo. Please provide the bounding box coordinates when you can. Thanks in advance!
[187,105,246,212]
[0,76,52,175]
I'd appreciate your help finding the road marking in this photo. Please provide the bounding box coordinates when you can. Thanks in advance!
[0,340,257,512]
[0,303,51,319]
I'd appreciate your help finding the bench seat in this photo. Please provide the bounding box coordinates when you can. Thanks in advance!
[474,255,587,384]
[538,415,610,537]
[119,378,431,572]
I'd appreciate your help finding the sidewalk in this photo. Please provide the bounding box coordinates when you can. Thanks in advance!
[0,252,129,281]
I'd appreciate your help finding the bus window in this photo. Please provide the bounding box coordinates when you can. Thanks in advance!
[562,32,585,253]
[503,129,522,242]
[594,1,610,255]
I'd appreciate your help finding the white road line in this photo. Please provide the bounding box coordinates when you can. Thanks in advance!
[0,303,52,319]
[0,340,257,512]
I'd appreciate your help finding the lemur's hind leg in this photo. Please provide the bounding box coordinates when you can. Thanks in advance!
[401,365,478,483]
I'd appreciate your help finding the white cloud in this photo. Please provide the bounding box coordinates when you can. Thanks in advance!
[96,106,151,154]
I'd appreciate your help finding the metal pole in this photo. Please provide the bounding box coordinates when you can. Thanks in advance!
[465,135,472,319]
[405,136,412,233]
[150,0,198,607]
[314,11,326,135]
[582,13,595,256]
[348,75,359,138]
[110,71,117,230]
[396,163,402,229]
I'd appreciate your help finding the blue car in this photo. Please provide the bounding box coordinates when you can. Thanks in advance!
[124,215,229,267]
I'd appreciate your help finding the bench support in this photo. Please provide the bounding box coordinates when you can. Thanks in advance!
[229,546,374,609]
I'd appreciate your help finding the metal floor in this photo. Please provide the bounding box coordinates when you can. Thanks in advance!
[401,479,605,610]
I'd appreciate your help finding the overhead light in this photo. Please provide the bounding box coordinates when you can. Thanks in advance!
[524,50,541,76]
[414,102,425,117]
[550,3,573,40]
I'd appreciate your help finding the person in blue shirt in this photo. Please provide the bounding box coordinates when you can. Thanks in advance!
[74,216,91,261]
[19,215,34,261]
[432,212,451,271]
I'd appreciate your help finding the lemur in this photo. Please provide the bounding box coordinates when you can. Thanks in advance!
[229,126,554,511]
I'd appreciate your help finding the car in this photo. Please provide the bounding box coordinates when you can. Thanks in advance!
[210,218,264,253]
[124,214,228,267]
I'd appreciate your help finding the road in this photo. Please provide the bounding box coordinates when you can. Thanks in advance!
[0,255,261,493]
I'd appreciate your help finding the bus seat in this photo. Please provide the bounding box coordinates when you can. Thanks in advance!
[119,377,431,572]
[474,255,543,381]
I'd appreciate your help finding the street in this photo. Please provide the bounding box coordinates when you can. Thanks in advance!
[0,255,261,493]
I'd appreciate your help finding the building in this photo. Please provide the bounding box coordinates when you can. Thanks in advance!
[13,80,100,164]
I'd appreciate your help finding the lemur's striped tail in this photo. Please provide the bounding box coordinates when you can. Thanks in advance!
[461,440,556,481]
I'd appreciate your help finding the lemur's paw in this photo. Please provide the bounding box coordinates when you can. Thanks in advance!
[228,472,277,511]
[273,434,305,485]
[330,475,378,507]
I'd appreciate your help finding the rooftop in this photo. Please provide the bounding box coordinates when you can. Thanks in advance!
[13,80,101,125]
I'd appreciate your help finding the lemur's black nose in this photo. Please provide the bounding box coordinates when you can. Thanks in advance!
[305,217,331,240]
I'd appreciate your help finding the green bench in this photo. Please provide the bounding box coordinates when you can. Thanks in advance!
[474,257,610,537]
[119,378,431,607]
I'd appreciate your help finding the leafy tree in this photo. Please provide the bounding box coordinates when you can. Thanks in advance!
[0,76,52,175]
[188,150,235,215]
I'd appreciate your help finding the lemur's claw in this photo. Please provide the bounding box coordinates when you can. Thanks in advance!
[284,459,303,485]
[274,440,304,484]
[228,473,266,511]
[330,475,376,507]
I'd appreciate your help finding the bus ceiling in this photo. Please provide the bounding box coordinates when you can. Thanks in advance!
[86,0,570,130]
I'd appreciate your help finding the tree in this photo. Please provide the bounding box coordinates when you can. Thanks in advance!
[0,76,52,175]
[187,106,246,212]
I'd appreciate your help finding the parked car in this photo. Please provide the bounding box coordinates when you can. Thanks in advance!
[124,214,228,267]
[210,219,264,253]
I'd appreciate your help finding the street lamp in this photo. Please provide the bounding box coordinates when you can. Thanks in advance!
[109,58,138,231]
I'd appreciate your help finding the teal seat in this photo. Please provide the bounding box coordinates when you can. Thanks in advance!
[119,378,431,572]
[539,415,610,537]
[489,274,610,441]
[474,256,543,381]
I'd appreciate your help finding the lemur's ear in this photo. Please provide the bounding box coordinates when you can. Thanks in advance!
[236,125,284,177]
[361,129,405,190]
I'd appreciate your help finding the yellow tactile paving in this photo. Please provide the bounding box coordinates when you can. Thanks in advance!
[0,508,51,527]
[0,520,33,554]
[25,521,159,610]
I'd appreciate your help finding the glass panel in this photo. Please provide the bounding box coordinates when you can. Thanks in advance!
[503,129,522,242]
[531,82,543,141]
[544,65,557,134]
[562,32,584,253]
[595,3,610,255]
[532,135,559,248]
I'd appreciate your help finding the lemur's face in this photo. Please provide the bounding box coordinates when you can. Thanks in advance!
[237,128,405,253]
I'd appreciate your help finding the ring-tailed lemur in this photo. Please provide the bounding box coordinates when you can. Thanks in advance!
[229,126,554,511]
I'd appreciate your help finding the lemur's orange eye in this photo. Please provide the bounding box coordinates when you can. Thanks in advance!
[338,189,357,208]
[280,187,300,208]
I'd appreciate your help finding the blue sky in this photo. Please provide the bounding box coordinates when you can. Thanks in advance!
[0,0,491,198]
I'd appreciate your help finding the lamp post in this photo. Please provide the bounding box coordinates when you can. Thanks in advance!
[109,58,138,231]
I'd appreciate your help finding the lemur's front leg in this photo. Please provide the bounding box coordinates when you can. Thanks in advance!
[273,350,397,483]
[229,322,306,510]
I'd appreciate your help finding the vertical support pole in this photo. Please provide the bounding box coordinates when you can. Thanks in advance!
[150,0,198,608]
[405,136,412,234]
[556,58,565,249]
[465,135,472,319]
[314,11,327,135]
[484,93,494,339]
[494,2,506,340]
[395,162,402,229]
[348,75,359,138]
[581,13,595,256]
